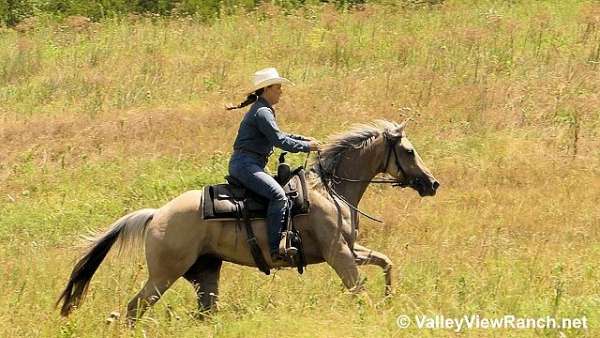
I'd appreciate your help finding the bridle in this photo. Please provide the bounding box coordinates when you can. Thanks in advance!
[313,132,418,223]
[317,132,415,187]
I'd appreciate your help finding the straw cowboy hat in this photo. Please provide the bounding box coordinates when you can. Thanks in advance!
[249,68,293,94]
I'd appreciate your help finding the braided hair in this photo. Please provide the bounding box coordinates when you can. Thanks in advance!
[226,88,265,110]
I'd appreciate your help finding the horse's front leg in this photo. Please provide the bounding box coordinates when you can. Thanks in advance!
[317,233,363,292]
[353,243,393,296]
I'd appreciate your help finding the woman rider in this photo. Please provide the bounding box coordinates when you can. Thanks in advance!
[226,68,320,262]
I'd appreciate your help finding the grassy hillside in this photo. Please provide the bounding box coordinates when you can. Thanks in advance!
[1,1,599,337]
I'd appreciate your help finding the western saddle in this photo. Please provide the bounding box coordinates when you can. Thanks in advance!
[201,153,310,274]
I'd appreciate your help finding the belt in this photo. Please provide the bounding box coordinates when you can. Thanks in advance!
[234,149,270,161]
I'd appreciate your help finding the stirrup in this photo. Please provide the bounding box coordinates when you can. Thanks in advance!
[280,246,298,256]
[278,231,297,257]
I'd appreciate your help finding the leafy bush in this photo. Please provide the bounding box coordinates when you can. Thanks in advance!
[0,0,384,26]
[0,0,33,26]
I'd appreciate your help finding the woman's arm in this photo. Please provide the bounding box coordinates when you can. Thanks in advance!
[286,133,309,141]
[256,107,311,153]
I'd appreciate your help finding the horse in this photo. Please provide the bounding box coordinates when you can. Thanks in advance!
[56,119,439,323]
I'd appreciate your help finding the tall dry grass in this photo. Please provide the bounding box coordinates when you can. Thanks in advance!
[1,1,599,337]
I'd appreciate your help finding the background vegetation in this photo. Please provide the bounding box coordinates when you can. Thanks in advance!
[0,0,378,26]
[1,0,599,337]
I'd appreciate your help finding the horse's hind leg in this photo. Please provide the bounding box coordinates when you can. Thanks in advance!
[126,276,176,325]
[183,255,223,315]
[125,233,200,324]
[353,243,393,296]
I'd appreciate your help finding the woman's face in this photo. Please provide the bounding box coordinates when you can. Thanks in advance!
[263,84,282,105]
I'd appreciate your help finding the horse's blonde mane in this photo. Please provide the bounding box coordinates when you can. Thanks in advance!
[310,119,400,177]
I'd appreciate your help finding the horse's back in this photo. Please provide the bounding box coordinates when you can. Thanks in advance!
[161,189,203,214]
[147,188,249,258]
[145,189,207,255]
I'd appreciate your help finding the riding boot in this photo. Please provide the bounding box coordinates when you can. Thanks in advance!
[267,197,287,257]
[278,201,298,257]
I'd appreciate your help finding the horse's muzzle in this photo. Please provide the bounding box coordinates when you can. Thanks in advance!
[417,178,439,197]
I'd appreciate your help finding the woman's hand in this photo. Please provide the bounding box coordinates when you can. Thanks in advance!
[309,141,320,151]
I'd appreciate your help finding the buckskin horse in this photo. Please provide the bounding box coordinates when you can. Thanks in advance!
[57,120,439,323]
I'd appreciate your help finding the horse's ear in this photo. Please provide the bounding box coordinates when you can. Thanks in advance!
[397,118,410,134]
[385,128,401,139]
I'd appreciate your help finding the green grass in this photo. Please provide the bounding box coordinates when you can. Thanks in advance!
[1,1,600,337]
[2,129,599,337]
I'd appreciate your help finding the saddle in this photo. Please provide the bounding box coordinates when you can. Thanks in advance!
[200,153,310,275]
[202,167,310,221]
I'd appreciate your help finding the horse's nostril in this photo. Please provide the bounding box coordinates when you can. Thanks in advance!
[432,181,440,190]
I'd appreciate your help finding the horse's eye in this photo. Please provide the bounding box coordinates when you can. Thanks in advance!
[407,149,414,156]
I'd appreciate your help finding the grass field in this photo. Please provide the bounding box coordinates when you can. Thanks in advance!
[1,1,600,337]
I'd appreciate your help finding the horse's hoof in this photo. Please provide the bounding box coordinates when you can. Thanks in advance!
[126,318,137,328]
[384,286,393,297]
[105,311,120,325]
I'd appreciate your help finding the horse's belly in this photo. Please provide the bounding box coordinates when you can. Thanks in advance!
[202,218,270,265]
[203,218,325,267]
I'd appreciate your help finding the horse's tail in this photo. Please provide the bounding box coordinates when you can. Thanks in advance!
[56,208,156,316]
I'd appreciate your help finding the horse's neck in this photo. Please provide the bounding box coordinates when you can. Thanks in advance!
[332,144,384,207]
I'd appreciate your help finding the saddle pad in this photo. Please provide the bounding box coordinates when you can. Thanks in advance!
[202,184,263,219]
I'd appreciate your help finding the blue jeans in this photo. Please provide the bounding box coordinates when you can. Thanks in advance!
[229,153,287,254]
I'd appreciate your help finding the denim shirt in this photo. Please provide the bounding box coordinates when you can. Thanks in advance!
[232,97,310,163]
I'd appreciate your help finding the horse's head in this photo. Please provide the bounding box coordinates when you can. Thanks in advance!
[381,121,439,197]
